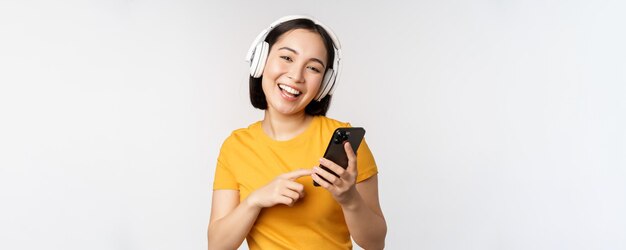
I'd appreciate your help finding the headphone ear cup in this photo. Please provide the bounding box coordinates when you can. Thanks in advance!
[316,68,335,101]
[249,42,269,78]
[326,70,338,96]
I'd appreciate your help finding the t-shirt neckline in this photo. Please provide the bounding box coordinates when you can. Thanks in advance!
[253,115,320,148]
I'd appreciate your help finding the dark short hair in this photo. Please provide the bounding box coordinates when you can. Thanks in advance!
[249,18,336,116]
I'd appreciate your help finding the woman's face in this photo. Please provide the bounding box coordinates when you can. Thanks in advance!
[261,28,328,116]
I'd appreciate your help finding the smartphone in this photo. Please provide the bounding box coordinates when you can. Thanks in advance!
[313,127,366,187]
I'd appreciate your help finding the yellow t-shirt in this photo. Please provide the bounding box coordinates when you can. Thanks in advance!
[213,115,378,250]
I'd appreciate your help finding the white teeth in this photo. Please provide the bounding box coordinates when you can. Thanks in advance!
[279,84,301,95]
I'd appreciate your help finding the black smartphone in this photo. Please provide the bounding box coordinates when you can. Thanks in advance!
[313,127,366,187]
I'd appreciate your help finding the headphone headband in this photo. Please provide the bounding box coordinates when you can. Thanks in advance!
[245,15,342,101]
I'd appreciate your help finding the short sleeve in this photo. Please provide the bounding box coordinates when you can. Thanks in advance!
[355,138,378,183]
[212,139,239,190]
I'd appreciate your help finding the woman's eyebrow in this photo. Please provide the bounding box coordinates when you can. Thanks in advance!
[278,47,326,68]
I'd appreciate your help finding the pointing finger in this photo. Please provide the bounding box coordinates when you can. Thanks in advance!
[282,168,313,180]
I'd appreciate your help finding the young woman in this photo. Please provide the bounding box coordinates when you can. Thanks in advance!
[208,16,387,250]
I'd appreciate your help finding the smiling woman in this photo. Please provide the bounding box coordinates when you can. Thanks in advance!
[248,17,338,117]
[261,29,328,116]
[207,16,387,250]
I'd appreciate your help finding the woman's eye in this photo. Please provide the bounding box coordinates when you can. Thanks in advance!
[307,66,321,73]
[280,56,293,62]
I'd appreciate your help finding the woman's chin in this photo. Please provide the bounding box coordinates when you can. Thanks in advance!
[267,95,313,116]
[272,107,301,116]
[267,102,304,116]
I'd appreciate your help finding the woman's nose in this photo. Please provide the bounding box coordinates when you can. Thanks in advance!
[287,65,305,83]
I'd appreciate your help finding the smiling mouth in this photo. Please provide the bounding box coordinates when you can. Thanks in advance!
[278,84,302,98]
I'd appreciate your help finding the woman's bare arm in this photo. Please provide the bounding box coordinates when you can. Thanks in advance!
[207,190,261,250]
[343,175,387,250]
[208,169,312,250]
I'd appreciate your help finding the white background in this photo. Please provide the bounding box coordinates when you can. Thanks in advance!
[1,1,625,249]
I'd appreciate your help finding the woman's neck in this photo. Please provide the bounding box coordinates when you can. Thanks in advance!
[262,110,313,141]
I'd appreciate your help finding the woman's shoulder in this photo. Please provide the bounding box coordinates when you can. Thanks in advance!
[232,122,259,136]
[317,115,352,128]
[221,121,262,146]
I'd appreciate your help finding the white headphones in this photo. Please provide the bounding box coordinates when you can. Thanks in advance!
[245,15,342,101]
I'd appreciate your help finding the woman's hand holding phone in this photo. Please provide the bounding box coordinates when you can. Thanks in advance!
[311,142,360,205]
[246,169,312,208]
